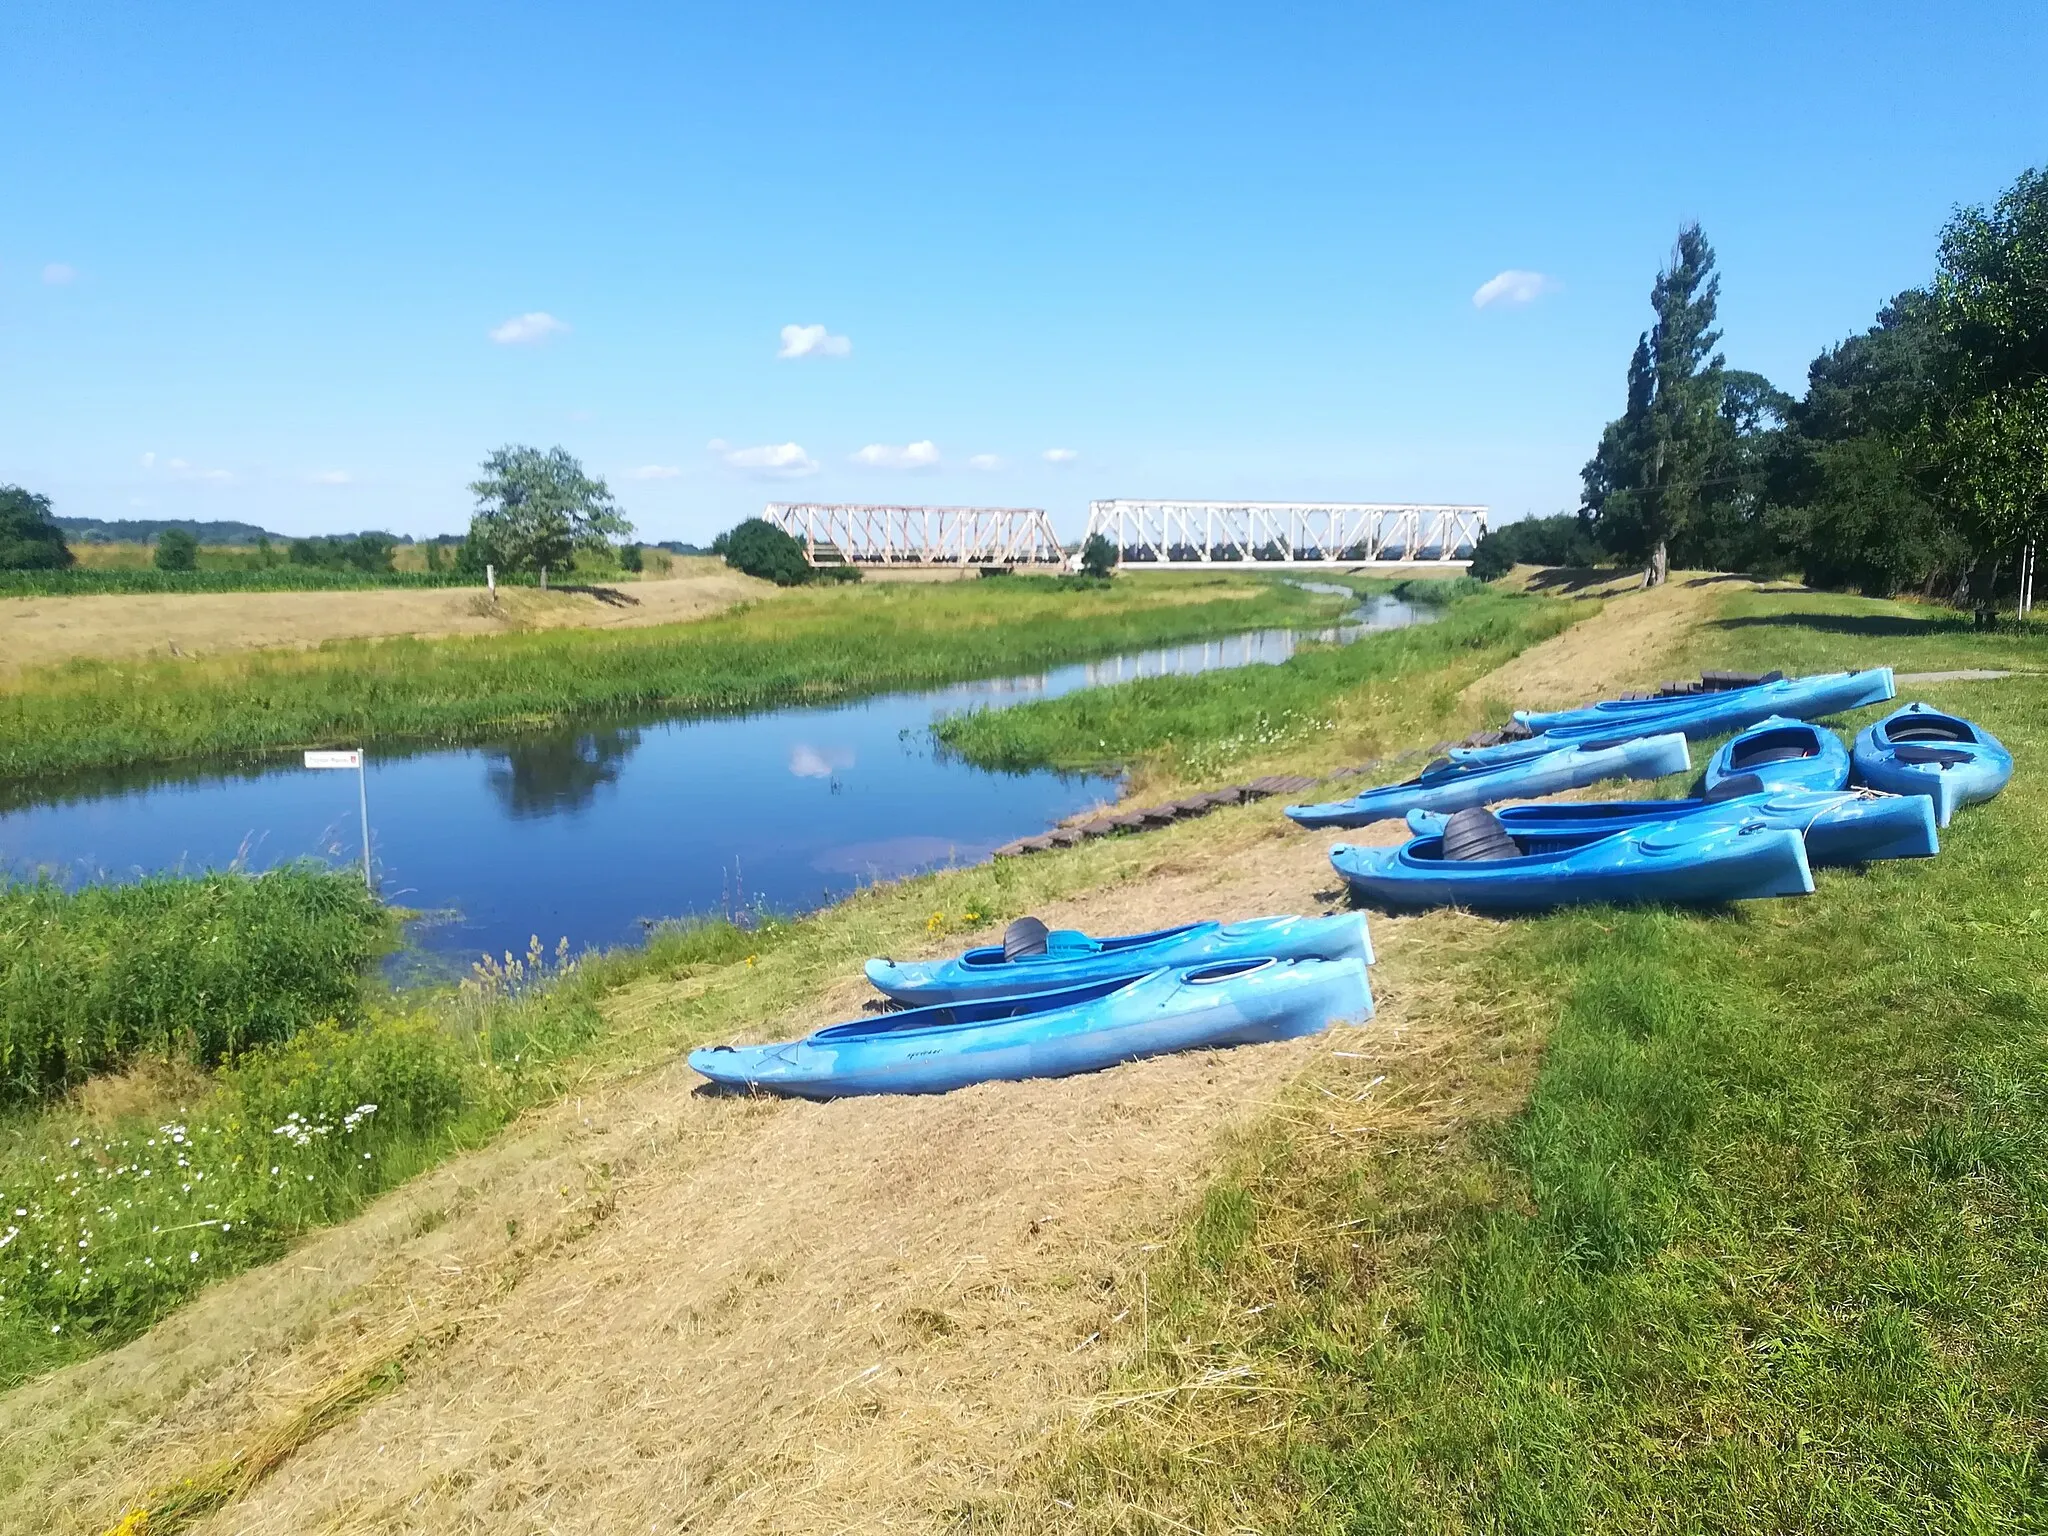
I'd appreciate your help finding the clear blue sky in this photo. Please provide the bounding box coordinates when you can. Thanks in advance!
[5,0,2045,544]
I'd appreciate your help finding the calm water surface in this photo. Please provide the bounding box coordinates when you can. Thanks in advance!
[0,593,1431,973]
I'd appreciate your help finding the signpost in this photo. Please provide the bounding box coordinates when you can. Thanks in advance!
[304,748,373,890]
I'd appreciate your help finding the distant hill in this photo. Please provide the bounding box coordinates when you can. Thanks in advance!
[56,517,288,546]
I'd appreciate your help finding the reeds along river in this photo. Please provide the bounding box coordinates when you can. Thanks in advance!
[0,594,1433,975]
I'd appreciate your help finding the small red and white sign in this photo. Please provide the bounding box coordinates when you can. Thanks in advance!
[304,749,363,770]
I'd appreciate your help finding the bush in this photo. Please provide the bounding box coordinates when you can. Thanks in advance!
[152,528,199,571]
[619,542,643,573]
[0,867,392,1104]
[718,518,818,585]
[1468,513,1611,581]
[1080,533,1118,579]
[0,485,75,571]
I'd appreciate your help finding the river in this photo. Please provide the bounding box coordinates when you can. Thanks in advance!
[0,592,1433,974]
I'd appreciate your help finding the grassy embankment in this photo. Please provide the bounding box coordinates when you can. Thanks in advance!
[1017,587,2048,1532]
[935,583,1581,788]
[2,540,680,594]
[0,572,1343,783]
[0,578,1562,1396]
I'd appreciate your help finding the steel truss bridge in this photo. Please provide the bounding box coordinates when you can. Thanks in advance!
[1081,500,1488,568]
[765,503,1065,567]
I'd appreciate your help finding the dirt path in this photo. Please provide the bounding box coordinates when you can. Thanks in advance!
[1465,570,1769,711]
[0,562,773,675]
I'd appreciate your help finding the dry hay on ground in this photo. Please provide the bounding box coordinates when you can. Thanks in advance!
[1467,569,1781,713]
[0,562,772,674]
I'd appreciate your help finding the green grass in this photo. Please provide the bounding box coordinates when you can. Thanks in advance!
[1035,600,2048,1532]
[0,868,392,1105]
[0,572,1343,785]
[932,590,1582,779]
[1693,587,2048,676]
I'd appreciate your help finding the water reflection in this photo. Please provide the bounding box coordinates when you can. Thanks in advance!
[485,727,643,818]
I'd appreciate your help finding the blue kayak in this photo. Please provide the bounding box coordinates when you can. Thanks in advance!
[1514,667,1896,738]
[1286,732,1690,830]
[1852,703,2013,827]
[1330,812,1813,910]
[687,957,1374,1099]
[1405,786,1938,866]
[1702,715,1851,795]
[864,912,1372,1005]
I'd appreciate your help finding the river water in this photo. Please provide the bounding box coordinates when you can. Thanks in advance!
[0,592,1432,973]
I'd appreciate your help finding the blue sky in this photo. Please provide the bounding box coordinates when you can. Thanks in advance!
[5,1,2045,544]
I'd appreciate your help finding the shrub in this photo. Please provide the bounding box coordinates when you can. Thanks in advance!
[718,518,817,585]
[1468,513,1611,581]
[0,867,392,1104]
[1080,533,1118,578]
[152,528,199,571]
[619,542,643,573]
[0,485,75,571]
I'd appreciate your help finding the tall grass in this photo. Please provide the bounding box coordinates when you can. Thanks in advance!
[0,867,391,1105]
[0,567,516,596]
[1037,622,2048,1529]
[932,591,1581,777]
[0,574,1339,783]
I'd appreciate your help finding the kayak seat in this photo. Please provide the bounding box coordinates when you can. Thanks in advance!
[1728,741,1815,769]
[1705,771,1767,802]
[1888,717,1973,744]
[1004,917,1050,961]
[1892,744,1973,766]
[1440,807,1521,862]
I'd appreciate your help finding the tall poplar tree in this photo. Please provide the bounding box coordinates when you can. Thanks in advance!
[1582,224,1727,586]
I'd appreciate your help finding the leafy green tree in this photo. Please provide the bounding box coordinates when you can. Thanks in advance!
[467,445,631,587]
[0,485,75,570]
[1583,224,1727,585]
[1767,291,1966,595]
[619,542,643,573]
[1078,533,1117,578]
[1920,168,2048,615]
[718,518,813,585]
[1467,513,1609,581]
[153,528,199,571]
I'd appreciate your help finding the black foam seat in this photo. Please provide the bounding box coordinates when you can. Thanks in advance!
[1440,807,1520,861]
[1003,916,1050,960]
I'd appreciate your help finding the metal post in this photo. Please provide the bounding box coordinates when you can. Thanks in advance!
[486,563,496,599]
[357,751,373,892]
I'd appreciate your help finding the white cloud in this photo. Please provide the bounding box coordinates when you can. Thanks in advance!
[310,469,352,485]
[627,464,683,481]
[711,439,819,477]
[42,263,77,285]
[777,323,851,360]
[152,455,233,484]
[789,744,856,779]
[489,311,569,344]
[1472,270,1558,309]
[967,453,1003,471]
[850,440,939,469]
[1041,447,1079,464]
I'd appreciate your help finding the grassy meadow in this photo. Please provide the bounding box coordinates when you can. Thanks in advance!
[934,586,1581,782]
[0,571,1345,783]
[1027,593,2048,1532]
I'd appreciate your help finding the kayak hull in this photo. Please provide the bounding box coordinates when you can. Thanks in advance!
[1330,821,1814,911]
[864,912,1373,1005]
[689,958,1374,1099]
[1285,732,1691,830]
[1513,667,1896,740]
[1702,716,1852,795]
[1852,703,2013,827]
[1406,788,1939,866]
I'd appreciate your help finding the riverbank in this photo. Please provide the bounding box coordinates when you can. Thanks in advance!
[0,572,1345,784]
[11,576,2036,1534]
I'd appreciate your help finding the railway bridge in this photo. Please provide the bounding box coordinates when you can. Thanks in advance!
[1081,500,1486,568]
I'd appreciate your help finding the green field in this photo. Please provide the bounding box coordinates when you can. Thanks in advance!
[1036,593,2048,1532]
[933,587,1580,780]
[0,572,1344,784]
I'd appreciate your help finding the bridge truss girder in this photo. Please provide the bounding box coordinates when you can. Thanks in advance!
[1082,500,1487,568]
[764,503,1066,567]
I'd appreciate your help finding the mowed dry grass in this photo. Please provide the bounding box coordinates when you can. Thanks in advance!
[0,561,774,674]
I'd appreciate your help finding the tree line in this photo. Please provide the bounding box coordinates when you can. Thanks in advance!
[1473,165,2048,618]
